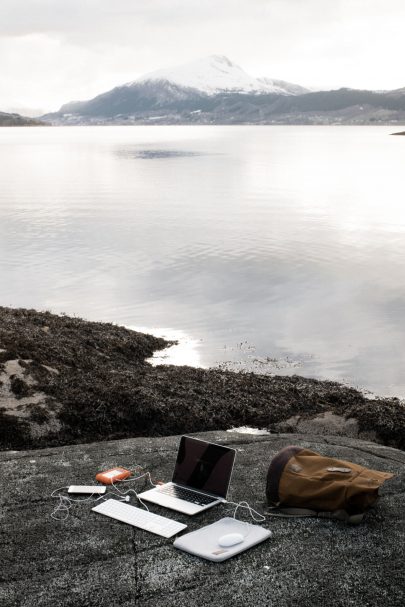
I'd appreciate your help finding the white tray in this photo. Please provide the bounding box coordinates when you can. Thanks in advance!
[173,517,272,562]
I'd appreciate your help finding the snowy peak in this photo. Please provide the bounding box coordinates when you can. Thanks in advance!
[134,55,261,94]
[257,77,310,96]
[130,55,308,96]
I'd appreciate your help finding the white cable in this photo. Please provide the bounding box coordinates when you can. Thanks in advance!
[111,471,157,511]
[222,500,267,541]
[50,487,128,521]
[50,470,157,520]
[224,500,266,523]
[50,487,107,521]
[118,471,157,488]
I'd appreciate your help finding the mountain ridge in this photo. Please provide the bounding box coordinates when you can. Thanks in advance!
[41,55,405,126]
[127,54,309,96]
[0,111,45,126]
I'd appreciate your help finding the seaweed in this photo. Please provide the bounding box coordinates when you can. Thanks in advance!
[0,409,32,450]
[1,306,404,451]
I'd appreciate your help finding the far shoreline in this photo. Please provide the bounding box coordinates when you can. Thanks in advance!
[3,122,405,128]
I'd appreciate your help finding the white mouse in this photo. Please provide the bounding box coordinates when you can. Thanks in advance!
[218,533,244,547]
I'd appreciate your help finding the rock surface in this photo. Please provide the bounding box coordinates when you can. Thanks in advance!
[1,431,404,607]
[1,306,405,451]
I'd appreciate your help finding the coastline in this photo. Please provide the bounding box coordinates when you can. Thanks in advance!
[1,305,404,451]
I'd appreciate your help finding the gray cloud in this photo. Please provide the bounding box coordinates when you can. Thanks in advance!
[1,0,404,112]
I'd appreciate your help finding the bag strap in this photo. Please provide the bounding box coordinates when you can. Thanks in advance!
[265,506,364,525]
[317,510,364,524]
[266,506,318,517]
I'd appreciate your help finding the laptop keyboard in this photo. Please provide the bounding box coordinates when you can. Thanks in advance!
[158,485,218,506]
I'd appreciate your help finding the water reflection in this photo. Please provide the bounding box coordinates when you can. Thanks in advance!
[117,149,205,159]
[1,125,405,397]
[129,326,204,367]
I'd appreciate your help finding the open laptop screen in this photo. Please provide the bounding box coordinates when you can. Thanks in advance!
[172,436,236,499]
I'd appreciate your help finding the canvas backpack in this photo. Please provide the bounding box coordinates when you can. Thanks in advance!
[266,445,393,524]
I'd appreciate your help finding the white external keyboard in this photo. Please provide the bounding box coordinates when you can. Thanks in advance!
[92,499,187,538]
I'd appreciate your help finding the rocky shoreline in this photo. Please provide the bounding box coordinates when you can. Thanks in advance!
[1,306,404,451]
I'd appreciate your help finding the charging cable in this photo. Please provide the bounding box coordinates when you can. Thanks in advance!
[50,486,129,521]
[50,469,157,521]
[222,499,266,540]
[224,499,266,523]
[111,471,157,511]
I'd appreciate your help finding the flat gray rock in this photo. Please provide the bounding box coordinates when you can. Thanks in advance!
[1,431,404,607]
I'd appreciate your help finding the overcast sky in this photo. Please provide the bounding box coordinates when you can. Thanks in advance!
[1,0,404,115]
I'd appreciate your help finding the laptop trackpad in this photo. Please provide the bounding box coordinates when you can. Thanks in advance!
[138,487,216,515]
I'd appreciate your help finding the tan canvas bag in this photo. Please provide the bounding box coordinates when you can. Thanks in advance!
[266,446,394,524]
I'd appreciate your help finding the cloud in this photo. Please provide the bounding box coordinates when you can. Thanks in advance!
[1,0,405,112]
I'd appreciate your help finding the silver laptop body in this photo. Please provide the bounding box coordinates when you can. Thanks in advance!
[138,436,236,515]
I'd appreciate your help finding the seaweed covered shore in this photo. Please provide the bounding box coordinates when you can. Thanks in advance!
[1,306,404,451]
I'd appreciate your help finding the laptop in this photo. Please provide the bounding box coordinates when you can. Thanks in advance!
[138,436,236,515]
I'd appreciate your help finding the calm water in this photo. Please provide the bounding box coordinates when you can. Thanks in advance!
[1,125,405,397]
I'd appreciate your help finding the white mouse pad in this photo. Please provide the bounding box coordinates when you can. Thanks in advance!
[173,517,272,562]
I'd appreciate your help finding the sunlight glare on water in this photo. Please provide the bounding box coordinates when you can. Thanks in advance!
[1,125,405,397]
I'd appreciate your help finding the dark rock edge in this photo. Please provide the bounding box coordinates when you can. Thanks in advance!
[1,306,404,451]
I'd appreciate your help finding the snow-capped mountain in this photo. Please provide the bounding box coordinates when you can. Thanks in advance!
[257,77,310,96]
[41,55,405,125]
[130,55,309,96]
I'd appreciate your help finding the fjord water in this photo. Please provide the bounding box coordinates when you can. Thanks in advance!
[1,125,405,397]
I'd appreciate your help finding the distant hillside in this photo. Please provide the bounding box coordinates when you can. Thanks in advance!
[0,111,45,126]
[39,54,405,126]
[42,85,405,126]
